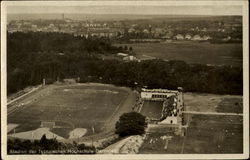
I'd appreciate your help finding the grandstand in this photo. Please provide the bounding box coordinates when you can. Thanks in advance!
[140,87,184,125]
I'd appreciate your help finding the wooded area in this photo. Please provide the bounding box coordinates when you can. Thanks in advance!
[7,32,242,95]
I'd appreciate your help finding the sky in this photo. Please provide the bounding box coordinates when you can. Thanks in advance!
[6,3,242,16]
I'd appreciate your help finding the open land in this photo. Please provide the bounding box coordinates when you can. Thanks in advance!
[7,84,243,153]
[115,42,242,67]
[139,93,243,154]
[8,83,136,140]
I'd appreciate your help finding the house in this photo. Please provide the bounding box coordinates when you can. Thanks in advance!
[202,35,211,41]
[185,34,192,40]
[123,55,137,61]
[128,28,135,33]
[191,34,202,41]
[174,34,184,40]
[117,53,128,57]
[143,29,150,34]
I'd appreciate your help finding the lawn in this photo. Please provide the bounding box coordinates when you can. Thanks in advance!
[184,93,242,113]
[216,97,243,113]
[115,42,242,67]
[182,115,243,153]
[139,115,243,154]
[7,84,129,138]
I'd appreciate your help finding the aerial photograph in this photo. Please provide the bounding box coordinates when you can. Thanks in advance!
[2,1,247,158]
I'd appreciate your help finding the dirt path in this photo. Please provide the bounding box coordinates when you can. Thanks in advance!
[182,111,243,116]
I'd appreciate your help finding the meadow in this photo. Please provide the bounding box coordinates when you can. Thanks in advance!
[115,42,242,67]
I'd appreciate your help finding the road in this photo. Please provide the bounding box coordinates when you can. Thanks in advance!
[182,111,243,116]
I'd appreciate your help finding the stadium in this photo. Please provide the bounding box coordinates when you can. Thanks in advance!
[7,83,137,142]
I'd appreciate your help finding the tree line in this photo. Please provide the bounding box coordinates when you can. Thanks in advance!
[7,32,242,95]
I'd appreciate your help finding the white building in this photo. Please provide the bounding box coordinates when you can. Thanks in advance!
[117,53,128,57]
[141,88,178,100]
[123,55,137,61]
[191,34,202,41]
[174,34,184,40]
[185,34,192,40]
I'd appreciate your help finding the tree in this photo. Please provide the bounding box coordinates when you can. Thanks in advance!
[129,46,133,52]
[115,112,147,137]
[124,45,128,51]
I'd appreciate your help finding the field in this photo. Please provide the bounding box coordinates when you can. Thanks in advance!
[184,93,242,113]
[140,115,243,154]
[7,84,135,139]
[139,94,243,154]
[140,101,163,119]
[115,42,242,67]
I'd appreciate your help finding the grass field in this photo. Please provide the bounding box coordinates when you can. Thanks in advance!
[139,114,243,154]
[182,115,243,153]
[140,101,163,119]
[184,93,242,113]
[8,84,131,139]
[139,94,243,154]
[115,42,242,67]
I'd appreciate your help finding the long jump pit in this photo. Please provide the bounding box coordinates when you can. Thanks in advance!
[7,83,136,142]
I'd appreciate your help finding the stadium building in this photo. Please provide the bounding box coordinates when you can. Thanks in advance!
[140,87,184,125]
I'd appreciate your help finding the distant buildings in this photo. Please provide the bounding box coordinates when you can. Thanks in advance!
[185,34,192,40]
[174,34,184,40]
[191,34,202,41]
[7,18,241,42]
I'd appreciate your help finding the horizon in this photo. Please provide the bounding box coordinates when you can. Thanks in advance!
[7,5,242,15]
[7,13,242,22]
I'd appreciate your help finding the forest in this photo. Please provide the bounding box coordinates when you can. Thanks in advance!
[7,32,242,95]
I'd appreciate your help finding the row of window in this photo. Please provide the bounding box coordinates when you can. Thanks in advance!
[152,94,169,98]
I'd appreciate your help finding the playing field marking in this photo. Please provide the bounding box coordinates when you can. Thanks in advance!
[182,111,243,116]
[181,112,190,154]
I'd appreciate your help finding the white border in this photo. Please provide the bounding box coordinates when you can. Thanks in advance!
[1,1,249,160]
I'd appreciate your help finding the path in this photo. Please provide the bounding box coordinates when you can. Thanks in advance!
[182,111,243,116]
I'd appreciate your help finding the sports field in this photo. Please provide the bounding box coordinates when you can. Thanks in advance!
[115,42,242,67]
[140,114,243,154]
[184,93,242,113]
[140,101,163,119]
[8,84,135,139]
[139,94,243,153]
